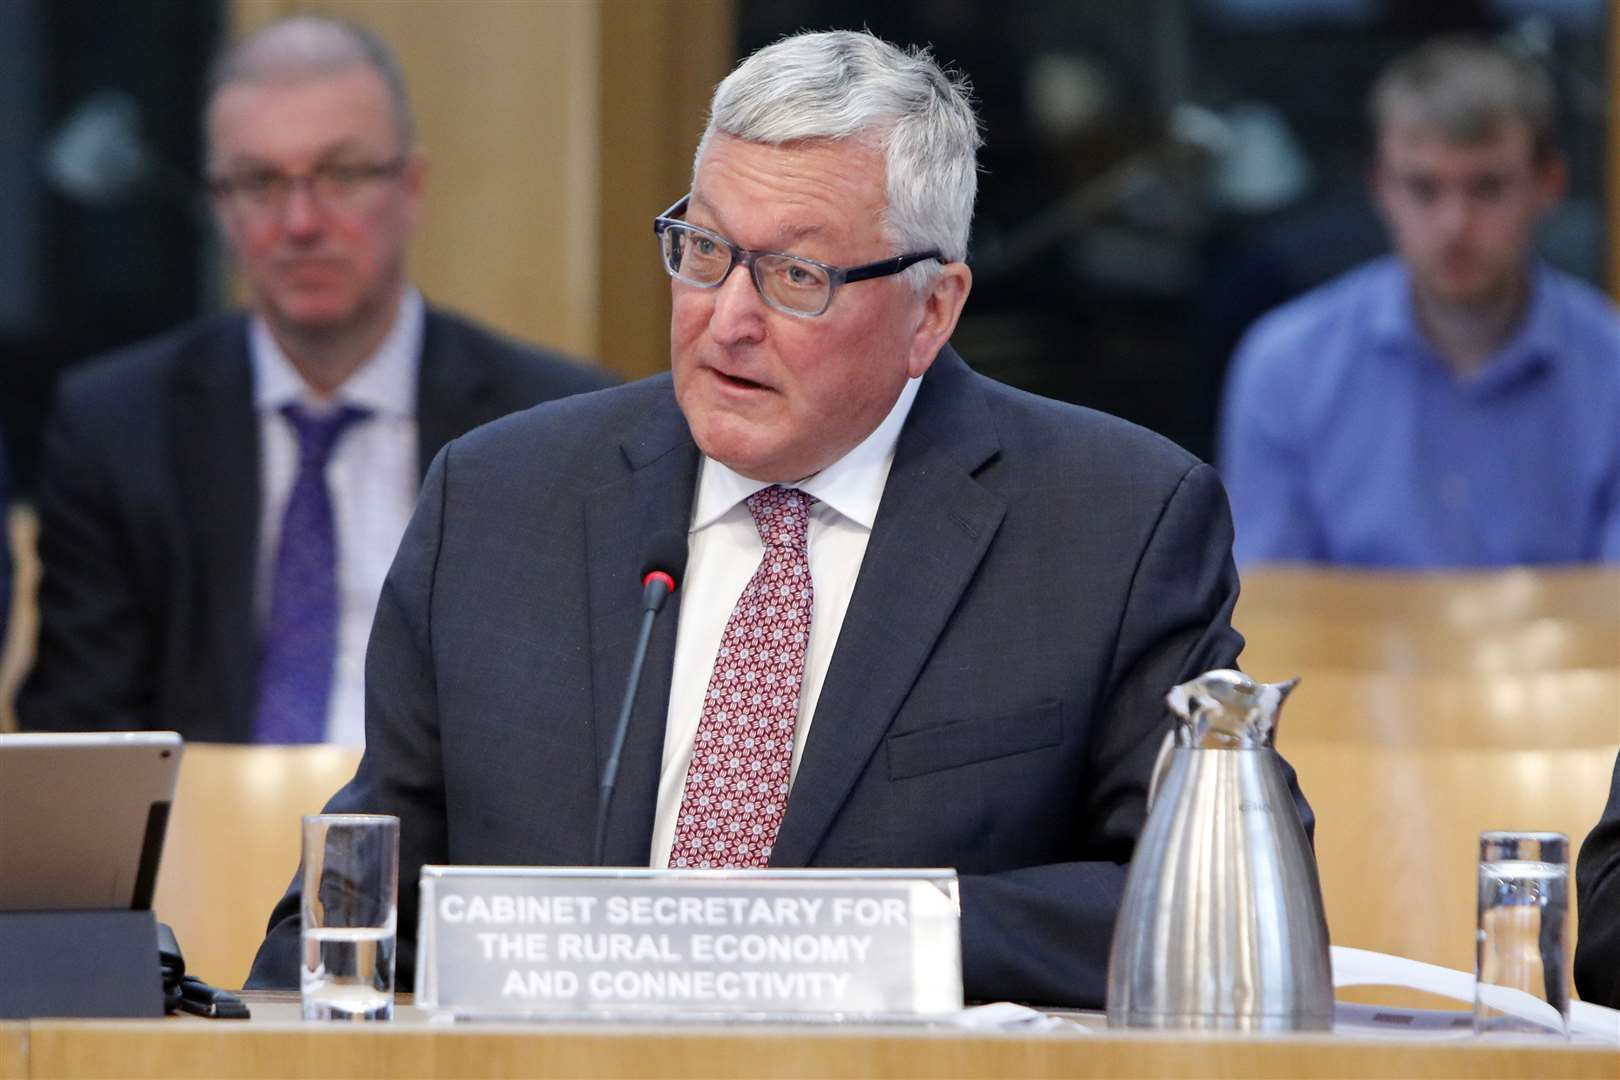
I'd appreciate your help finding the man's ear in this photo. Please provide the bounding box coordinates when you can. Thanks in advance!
[907,262,973,380]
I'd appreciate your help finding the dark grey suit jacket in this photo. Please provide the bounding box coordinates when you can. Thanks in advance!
[18,305,613,742]
[246,347,1313,1005]
[1575,750,1620,1007]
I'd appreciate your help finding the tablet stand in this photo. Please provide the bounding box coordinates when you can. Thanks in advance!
[0,909,164,1018]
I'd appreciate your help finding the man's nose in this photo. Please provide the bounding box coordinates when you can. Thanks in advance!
[706,262,767,346]
[1433,189,1475,236]
[278,180,325,237]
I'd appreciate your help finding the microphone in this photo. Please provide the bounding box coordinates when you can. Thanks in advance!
[593,530,689,866]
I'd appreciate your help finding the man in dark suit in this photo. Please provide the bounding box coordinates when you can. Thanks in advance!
[249,29,1309,1005]
[19,16,610,744]
[1575,752,1620,1007]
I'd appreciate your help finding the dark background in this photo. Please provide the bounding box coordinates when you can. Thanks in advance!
[739,0,1611,462]
[0,0,1609,491]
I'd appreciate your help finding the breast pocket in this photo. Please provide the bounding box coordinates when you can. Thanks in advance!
[884,701,1064,781]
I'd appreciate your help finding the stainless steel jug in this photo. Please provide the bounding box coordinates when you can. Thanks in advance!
[1105,669,1333,1030]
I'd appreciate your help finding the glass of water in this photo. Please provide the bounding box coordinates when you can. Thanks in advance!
[301,814,399,1021]
[1473,831,1569,1037]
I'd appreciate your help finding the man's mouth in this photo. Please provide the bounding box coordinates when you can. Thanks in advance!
[277,256,345,277]
[714,369,768,391]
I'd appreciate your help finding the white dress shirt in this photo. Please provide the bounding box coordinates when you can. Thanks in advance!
[251,289,423,746]
[649,375,922,866]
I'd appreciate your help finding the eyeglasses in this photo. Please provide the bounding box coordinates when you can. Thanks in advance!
[208,157,409,217]
[652,195,944,318]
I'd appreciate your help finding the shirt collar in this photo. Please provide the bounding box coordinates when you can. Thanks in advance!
[690,374,922,533]
[1489,264,1561,374]
[250,287,423,417]
[1373,261,1559,388]
[1369,259,1420,354]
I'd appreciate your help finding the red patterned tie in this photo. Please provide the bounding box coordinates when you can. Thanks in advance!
[669,486,814,869]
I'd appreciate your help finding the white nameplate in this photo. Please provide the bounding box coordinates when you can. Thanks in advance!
[415,867,962,1020]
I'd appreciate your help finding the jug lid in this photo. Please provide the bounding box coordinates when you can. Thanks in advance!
[1165,669,1298,749]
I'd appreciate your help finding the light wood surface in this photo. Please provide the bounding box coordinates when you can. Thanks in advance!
[1239,567,1619,976]
[0,1025,22,1080]
[1270,668,1619,749]
[1235,565,1620,630]
[1275,670,1619,977]
[152,745,363,989]
[18,1018,1616,1079]
[596,0,736,378]
[1239,614,1619,677]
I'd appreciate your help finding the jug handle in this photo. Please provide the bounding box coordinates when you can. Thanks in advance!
[1145,729,1175,813]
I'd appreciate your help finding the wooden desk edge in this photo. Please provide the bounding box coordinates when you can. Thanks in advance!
[19,1018,1616,1080]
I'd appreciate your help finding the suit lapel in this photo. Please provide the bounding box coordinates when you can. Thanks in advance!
[583,386,700,865]
[771,349,1005,866]
[414,309,490,479]
[173,317,261,741]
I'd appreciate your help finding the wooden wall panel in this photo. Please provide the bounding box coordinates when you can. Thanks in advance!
[596,1,735,377]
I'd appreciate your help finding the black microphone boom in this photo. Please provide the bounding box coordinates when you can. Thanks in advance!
[593,529,689,866]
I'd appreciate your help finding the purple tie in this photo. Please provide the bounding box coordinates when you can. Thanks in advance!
[253,403,370,744]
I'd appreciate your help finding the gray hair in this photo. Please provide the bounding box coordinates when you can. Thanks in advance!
[1370,35,1557,161]
[696,29,981,290]
[207,14,417,155]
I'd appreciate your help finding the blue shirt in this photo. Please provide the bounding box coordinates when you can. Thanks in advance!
[1219,257,1620,568]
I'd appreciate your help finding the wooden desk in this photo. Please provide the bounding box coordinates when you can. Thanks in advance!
[15,1012,1616,1079]
[0,1024,23,1080]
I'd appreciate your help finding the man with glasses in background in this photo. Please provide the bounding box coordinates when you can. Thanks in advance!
[249,28,1310,1006]
[20,15,610,745]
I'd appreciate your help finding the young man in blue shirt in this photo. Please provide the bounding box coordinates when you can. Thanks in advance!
[1219,37,1620,568]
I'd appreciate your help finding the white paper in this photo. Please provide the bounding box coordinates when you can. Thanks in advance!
[1331,945,1620,1045]
[950,1001,1093,1033]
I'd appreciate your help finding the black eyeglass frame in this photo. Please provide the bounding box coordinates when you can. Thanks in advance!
[651,194,945,317]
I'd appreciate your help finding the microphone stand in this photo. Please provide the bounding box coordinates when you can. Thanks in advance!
[592,572,675,866]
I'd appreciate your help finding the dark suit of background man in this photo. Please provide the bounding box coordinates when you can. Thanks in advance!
[249,29,1311,1006]
[18,16,611,744]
